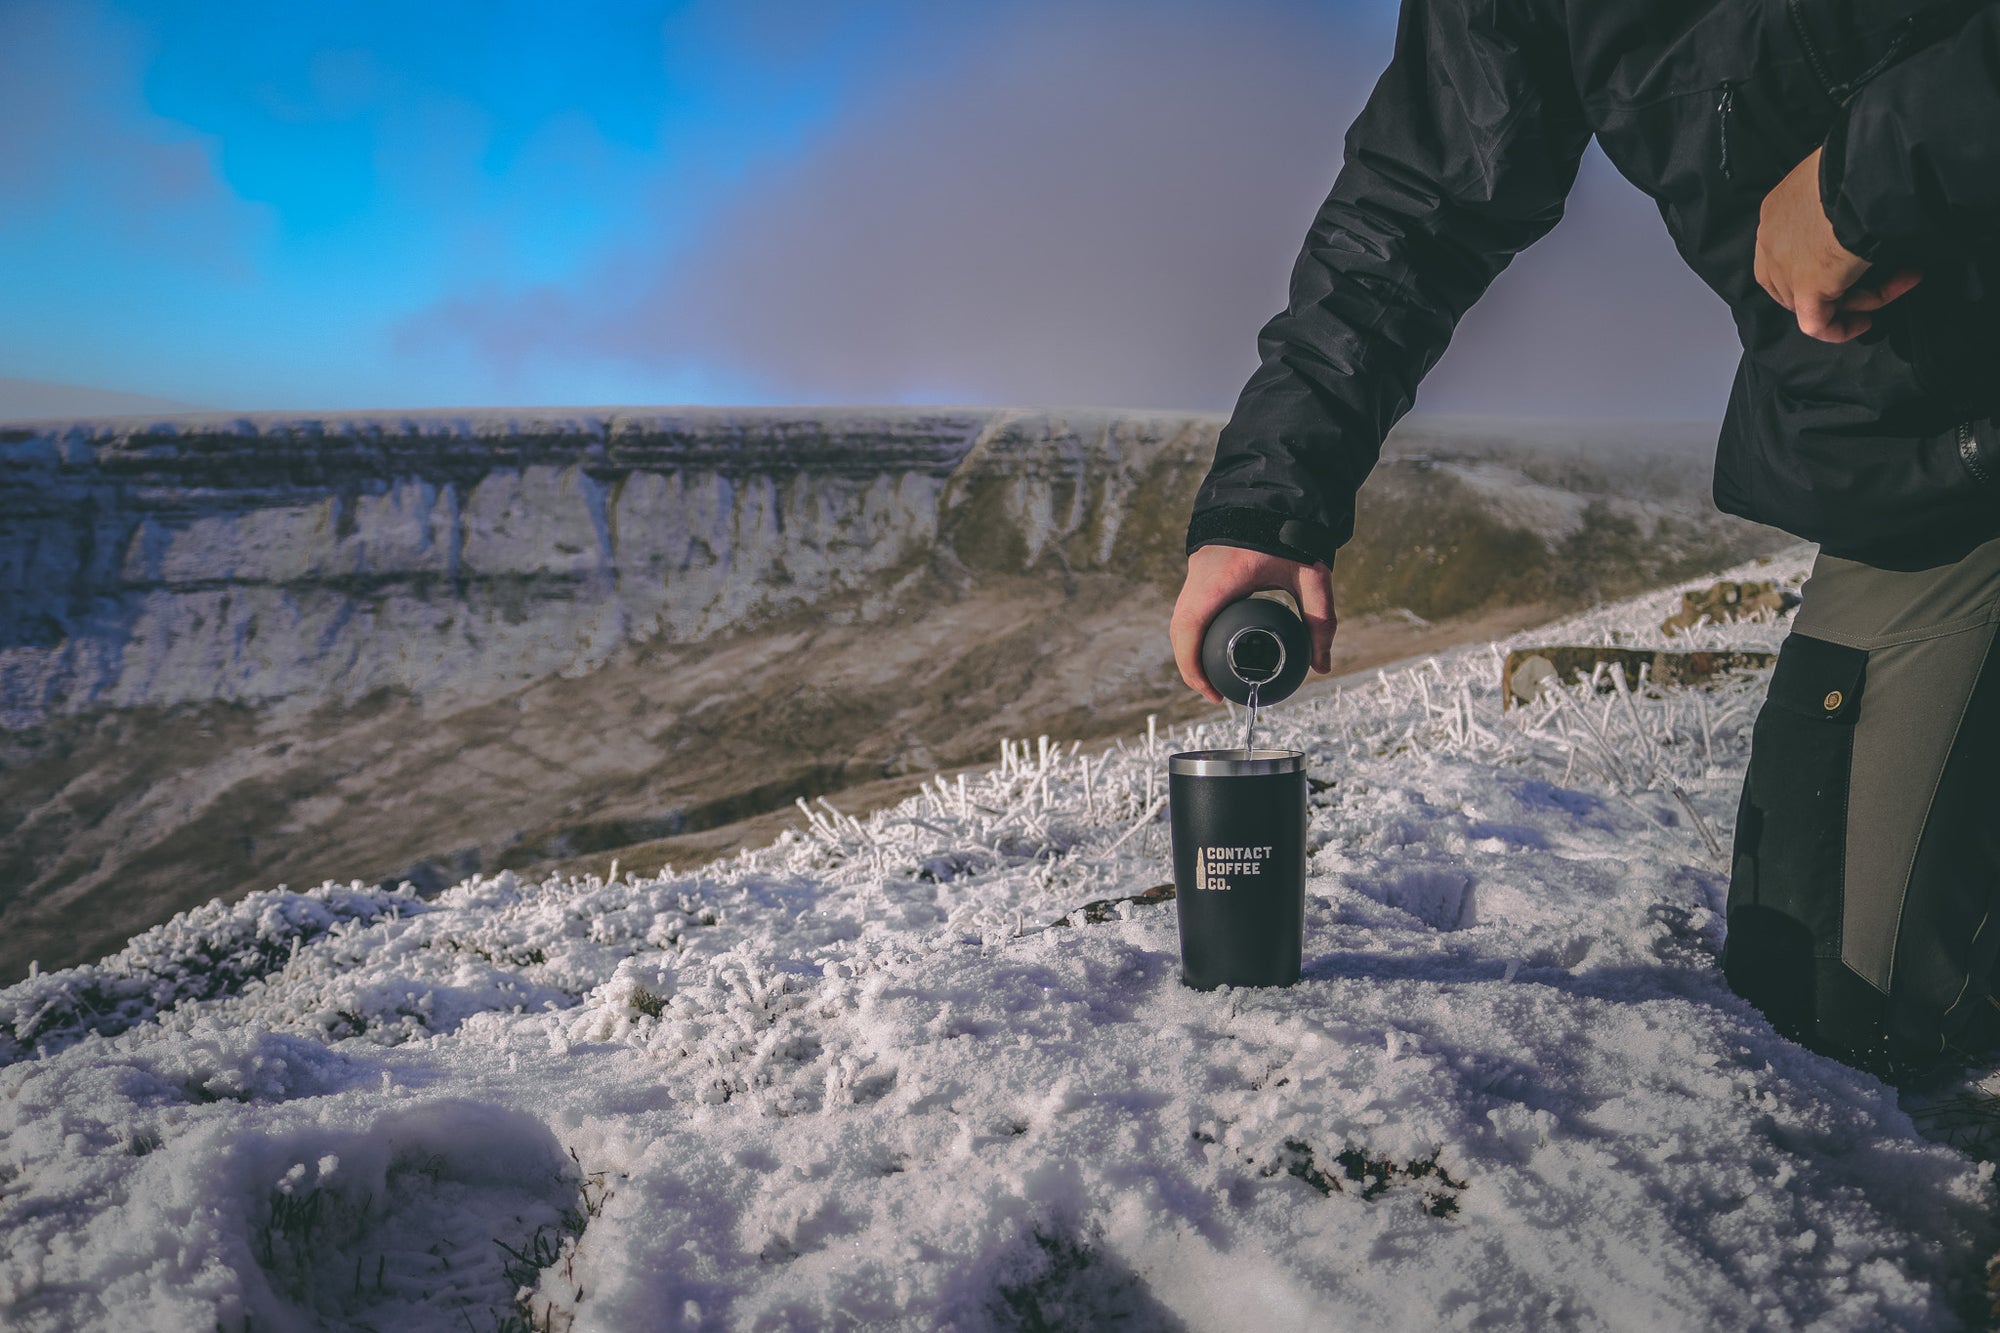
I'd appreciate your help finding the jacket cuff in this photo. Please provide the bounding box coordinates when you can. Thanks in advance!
[1186,507,1341,567]
[1818,106,1886,264]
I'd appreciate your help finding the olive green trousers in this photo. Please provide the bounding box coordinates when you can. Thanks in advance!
[1724,537,2000,1080]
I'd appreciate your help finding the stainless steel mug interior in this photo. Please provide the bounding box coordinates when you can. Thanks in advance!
[1168,748,1306,989]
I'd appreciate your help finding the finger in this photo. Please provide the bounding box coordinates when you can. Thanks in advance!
[1759,265,1791,312]
[1795,291,1841,340]
[1833,287,1892,313]
[1839,267,1924,311]
[1169,609,1223,702]
[1169,584,1226,704]
[1294,564,1337,675]
[1804,302,1869,342]
[1875,266,1924,303]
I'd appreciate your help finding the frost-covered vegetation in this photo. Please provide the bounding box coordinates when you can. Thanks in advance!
[4,546,1996,1332]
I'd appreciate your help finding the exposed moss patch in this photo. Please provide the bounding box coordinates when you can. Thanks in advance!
[1335,462,1788,623]
[1106,450,1213,588]
[941,473,1033,573]
[993,1227,1183,1332]
[1273,1138,1468,1218]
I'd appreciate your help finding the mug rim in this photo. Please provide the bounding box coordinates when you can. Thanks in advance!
[1168,748,1305,777]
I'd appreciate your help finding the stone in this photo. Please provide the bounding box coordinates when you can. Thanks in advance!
[1502,645,1778,707]
[1049,882,1175,928]
[1660,579,1799,636]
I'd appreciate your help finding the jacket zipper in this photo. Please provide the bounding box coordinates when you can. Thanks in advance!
[1786,0,1845,100]
[1786,0,1920,105]
[1716,81,1735,179]
[1960,421,1995,488]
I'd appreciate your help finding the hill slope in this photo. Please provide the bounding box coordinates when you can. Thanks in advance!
[4,546,1993,1332]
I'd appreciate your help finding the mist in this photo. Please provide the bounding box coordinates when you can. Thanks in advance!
[405,2,1740,420]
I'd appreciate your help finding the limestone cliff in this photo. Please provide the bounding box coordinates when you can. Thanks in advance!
[1,407,1221,725]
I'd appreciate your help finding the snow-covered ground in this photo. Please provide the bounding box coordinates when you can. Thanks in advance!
[5,546,1995,1332]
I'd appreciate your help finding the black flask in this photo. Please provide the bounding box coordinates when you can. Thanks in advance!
[1199,598,1311,706]
[1169,748,1306,989]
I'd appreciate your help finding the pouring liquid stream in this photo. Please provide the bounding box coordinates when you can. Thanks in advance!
[1242,680,1261,753]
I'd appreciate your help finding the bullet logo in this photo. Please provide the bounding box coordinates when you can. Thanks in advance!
[1192,845,1275,890]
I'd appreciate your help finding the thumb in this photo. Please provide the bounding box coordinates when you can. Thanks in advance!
[1170,579,1229,703]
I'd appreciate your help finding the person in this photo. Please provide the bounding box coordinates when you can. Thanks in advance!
[1169,0,2000,1084]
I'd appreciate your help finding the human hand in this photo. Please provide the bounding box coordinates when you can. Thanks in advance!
[1754,146,1922,342]
[1169,544,1336,703]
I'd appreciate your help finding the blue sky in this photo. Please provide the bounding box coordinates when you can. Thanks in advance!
[0,0,1739,418]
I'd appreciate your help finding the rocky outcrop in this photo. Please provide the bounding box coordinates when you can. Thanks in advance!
[0,407,1223,726]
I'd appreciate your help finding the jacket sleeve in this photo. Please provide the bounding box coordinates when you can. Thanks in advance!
[1186,0,1590,567]
[1819,4,2000,263]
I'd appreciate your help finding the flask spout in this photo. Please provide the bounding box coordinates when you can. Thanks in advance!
[1225,625,1286,686]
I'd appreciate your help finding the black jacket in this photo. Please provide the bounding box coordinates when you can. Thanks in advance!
[1188,0,2000,572]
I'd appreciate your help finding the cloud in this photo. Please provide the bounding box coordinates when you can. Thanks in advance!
[412,0,1742,418]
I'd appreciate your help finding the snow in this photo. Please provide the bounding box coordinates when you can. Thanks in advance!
[4,545,1995,1332]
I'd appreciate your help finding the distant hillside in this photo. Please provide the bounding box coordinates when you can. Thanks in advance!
[0,377,208,422]
[0,407,1788,980]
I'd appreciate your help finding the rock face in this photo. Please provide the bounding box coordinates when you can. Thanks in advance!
[1,407,1222,725]
[0,406,1789,981]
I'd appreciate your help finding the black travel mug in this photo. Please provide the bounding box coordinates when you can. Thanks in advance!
[1169,748,1306,989]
